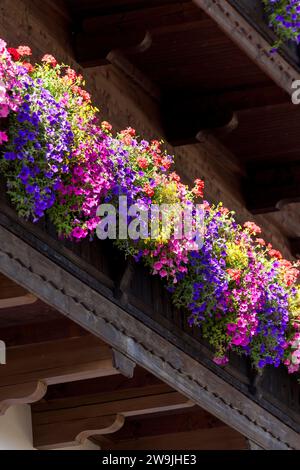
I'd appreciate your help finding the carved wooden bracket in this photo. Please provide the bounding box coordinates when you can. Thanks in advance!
[32,383,194,449]
[162,91,237,146]
[112,349,136,379]
[114,259,135,305]
[0,336,120,415]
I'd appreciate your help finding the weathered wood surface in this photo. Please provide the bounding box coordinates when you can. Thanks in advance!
[32,383,193,448]
[0,335,121,415]
[0,273,37,308]
[0,206,299,449]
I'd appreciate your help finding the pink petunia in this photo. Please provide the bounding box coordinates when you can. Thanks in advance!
[0,105,9,118]
[0,131,8,145]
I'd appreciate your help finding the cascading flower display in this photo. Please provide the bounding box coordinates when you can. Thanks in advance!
[263,0,300,47]
[0,38,300,377]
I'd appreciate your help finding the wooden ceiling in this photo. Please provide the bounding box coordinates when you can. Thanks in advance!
[60,0,300,225]
[0,273,247,449]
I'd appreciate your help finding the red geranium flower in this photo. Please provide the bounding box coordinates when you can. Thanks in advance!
[137,157,149,169]
[7,47,20,61]
[268,249,283,260]
[192,178,205,198]
[143,183,154,198]
[243,221,262,235]
[101,121,112,132]
[17,45,32,56]
[42,54,57,67]
[22,62,34,73]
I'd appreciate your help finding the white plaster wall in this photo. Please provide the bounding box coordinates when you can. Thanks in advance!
[0,405,34,450]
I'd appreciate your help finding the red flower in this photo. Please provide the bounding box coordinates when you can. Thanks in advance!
[151,140,162,153]
[256,238,266,246]
[220,206,229,215]
[161,157,171,170]
[22,62,34,73]
[66,68,77,81]
[16,45,32,57]
[192,178,205,198]
[227,268,241,282]
[243,221,262,235]
[169,172,181,183]
[42,54,57,67]
[80,90,90,102]
[7,47,20,61]
[143,183,154,198]
[268,249,283,260]
[121,127,136,137]
[137,157,149,169]
[101,121,112,132]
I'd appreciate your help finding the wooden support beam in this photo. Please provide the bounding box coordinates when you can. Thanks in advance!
[73,3,205,66]
[112,349,136,379]
[100,426,247,450]
[0,336,120,415]
[162,92,236,146]
[0,273,37,309]
[96,407,225,445]
[245,161,300,214]
[32,383,194,449]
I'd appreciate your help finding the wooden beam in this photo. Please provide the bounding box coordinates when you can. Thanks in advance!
[101,426,247,450]
[32,383,194,449]
[96,407,225,445]
[162,92,236,146]
[0,223,298,449]
[74,2,205,66]
[0,336,120,415]
[0,317,89,347]
[112,349,136,379]
[0,273,37,309]
[245,161,300,214]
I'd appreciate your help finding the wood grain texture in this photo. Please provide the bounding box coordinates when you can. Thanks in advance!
[0,336,120,414]
[0,224,298,449]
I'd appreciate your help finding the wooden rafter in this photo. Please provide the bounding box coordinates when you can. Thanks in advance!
[0,336,127,415]
[0,273,37,309]
[73,2,205,66]
[0,223,298,449]
[32,383,194,449]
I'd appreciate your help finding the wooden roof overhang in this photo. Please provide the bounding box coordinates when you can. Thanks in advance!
[60,0,300,255]
[0,0,300,450]
[0,199,299,449]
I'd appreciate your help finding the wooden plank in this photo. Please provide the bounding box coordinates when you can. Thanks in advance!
[100,426,248,450]
[35,414,125,449]
[32,384,193,448]
[0,273,37,308]
[0,223,298,449]
[0,336,120,415]
[95,407,224,444]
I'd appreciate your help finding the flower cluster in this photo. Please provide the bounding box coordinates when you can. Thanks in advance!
[0,38,300,376]
[263,0,300,47]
